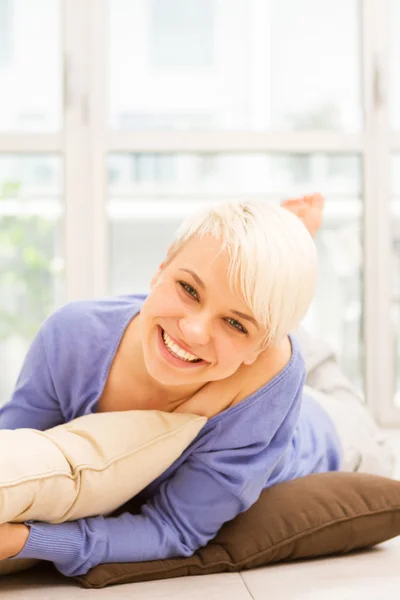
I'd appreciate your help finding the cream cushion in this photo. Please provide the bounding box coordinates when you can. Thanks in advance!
[0,410,206,576]
[0,410,206,525]
[0,410,207,575]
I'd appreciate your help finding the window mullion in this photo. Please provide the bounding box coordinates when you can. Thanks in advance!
[86,0,108,297]
[63,0,95,302]
[362,0,395,424]
[0,134,62,152]
[393,132,400,150]
[108,131,364,153]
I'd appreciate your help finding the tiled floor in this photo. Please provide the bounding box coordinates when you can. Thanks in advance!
[240,536,400,600]
[2,429,400,599]
[3,540,400,600]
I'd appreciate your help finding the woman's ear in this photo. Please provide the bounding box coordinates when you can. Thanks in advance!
[150,262,165,290]
[243,340,268,365]
[243,348,261,366]
[150,244,175,290]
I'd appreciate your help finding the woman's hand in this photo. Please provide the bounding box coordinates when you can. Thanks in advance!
[281,193,325,238]
[0,523,30,561]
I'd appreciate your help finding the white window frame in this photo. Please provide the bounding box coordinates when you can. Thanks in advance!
[0,0,398,426]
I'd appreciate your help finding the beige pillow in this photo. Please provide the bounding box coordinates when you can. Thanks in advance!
[0,410,206,525]
[76,471,400,589]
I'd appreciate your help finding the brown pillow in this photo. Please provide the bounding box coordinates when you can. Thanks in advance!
[75,471,400,589]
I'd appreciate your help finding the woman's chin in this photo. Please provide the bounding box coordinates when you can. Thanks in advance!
[147,368,199,389]
[143,354,206,388]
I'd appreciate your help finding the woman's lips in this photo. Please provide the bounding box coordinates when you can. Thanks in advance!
[162,329,201,359]
[157,326,207,369]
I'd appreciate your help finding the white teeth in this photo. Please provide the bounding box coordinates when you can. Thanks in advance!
[162,330,200,362]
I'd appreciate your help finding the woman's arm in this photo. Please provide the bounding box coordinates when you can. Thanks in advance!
[10,450,255,576]
[9,377,301,578]
[9,396,300,578]
[0,324,64,431]
[0,524,30,560]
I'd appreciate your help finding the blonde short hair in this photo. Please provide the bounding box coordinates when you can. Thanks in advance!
[165,200,317,348]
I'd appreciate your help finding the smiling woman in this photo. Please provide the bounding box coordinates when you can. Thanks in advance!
[0,197,345,579]
[97,200,315,415]
[130,200,316,407]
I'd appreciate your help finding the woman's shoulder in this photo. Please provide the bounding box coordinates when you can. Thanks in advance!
[40,294,145,341]
[35,294,146,417]
[191,334,306,454]
[37,294,145,377]
[221,332,305,416]
[232,334,297,406]
[178,334,305,423]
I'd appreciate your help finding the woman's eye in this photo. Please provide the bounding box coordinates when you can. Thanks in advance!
[179,281,199,300]
[226,318,248,334]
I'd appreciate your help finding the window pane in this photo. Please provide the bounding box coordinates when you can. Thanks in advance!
[390,0,400,130]
[0,0,62,132]
[109,0,361,131]
[269,0,361,131]
[0,156,64,405]
[392,154,400,407]
[108,153,363,388]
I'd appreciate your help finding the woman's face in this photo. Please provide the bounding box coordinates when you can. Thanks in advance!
[139,235,266,387]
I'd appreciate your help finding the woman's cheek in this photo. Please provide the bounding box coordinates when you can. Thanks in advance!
[217,338,240,363]
[149,284,179,314]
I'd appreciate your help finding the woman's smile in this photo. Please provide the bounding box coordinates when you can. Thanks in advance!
[157,325,208,369]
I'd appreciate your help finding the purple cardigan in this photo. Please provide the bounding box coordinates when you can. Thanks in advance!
[0,294,341,576]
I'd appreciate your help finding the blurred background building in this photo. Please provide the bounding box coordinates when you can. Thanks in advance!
[0,0,399,426]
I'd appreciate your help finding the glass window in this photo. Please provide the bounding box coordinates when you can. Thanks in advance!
[0,0,62,132]
[0,155,64,405]
[108,153,363,388]
[0,0,12,67]
[390,0,400,130]
[150,0,214,68]
[269,0,361,131]
[109,0,361,131]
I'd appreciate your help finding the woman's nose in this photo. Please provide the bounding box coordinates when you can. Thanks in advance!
[178,315,211,346]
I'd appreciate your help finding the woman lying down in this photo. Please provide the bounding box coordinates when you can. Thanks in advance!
[0,195,395,577]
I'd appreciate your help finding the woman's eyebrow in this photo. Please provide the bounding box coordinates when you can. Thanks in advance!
[179,268,205,290]
[178,268,260,329]
[231,309,259,329]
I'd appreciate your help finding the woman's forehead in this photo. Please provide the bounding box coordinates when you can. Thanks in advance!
[176,235,229,266]
[168,235,255,307]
